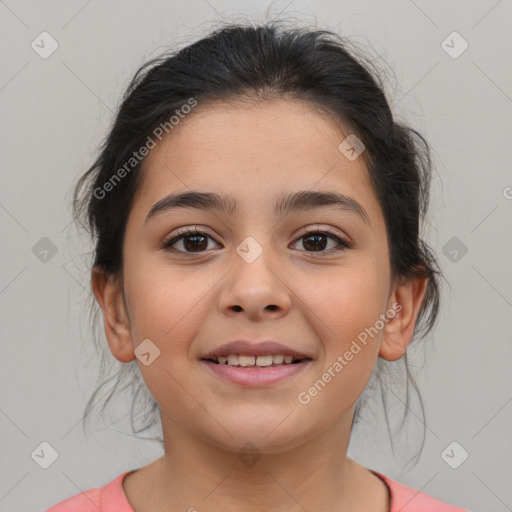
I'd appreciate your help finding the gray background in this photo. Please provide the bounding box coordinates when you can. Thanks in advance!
[1,1,511,511]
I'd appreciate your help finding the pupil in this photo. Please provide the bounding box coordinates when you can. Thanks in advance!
[304,234,326,251]
[184,235,207,251]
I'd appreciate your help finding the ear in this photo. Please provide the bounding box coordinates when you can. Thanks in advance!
[379,275,429,361]
[91,266,135,363]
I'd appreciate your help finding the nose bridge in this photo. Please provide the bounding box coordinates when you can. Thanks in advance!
[218,233,292,319]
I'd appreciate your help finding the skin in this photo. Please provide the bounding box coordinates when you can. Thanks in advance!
[92,98,428,512]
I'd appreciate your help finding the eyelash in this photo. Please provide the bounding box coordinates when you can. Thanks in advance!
[161,226,352,255]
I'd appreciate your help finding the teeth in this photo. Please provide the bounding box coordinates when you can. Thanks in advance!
[239,355,255,366]
[227,355,239,366]
[211,354,300,367]
[256,355,273,366]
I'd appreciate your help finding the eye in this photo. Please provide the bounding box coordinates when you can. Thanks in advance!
[290,227,352,254]
[162,227,220,254]
[162,226,352,255]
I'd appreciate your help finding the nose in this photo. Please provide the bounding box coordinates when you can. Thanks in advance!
[218,247,292,321]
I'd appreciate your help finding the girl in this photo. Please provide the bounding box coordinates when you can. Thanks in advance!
[46,21,469,512]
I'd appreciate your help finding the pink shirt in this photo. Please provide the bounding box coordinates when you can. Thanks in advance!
[45,469,469,511]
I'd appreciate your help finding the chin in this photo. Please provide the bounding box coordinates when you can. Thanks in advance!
[201,414,316,456]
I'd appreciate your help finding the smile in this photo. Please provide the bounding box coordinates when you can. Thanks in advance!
[200,358,312,386]
[206,354,306,366]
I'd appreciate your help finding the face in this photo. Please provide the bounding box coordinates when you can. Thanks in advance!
[95,99,420,455]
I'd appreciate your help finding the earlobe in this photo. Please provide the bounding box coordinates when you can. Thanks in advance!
[379,275,429,361]
[91,267,135,363]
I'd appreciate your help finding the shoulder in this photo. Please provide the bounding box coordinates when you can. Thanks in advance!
[44,472,133,512]
[372,470,470,512]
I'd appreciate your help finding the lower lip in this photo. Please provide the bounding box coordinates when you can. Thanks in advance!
[201,360,312,386]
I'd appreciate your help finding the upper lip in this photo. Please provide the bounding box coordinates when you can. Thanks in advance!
[201,340,313,360]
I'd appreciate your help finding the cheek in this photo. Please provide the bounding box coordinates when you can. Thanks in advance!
[303,261,388,341]
[122,260,215,420]
[124,253,215,346]
[295,260,388,397]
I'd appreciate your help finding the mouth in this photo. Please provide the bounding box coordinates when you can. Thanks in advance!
[200,355,313,386]
[201,354,310,367]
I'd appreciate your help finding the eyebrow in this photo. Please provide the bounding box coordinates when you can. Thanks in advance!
[144,189,370,225]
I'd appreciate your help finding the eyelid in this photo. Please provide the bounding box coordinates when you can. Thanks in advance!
[300,224,352,244]
[162,224,353,253]
[293,225,352,251]
[162,225,217,247]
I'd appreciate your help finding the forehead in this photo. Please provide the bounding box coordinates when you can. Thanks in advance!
[132,99,380,222]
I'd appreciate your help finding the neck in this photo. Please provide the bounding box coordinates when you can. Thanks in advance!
[124,408,386,512]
